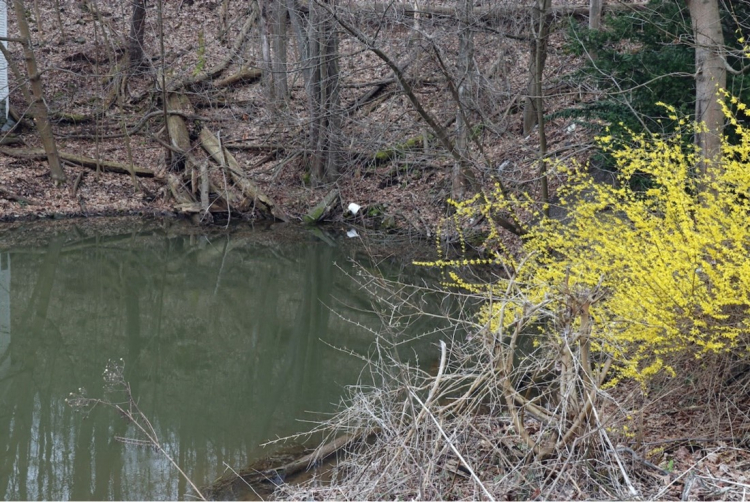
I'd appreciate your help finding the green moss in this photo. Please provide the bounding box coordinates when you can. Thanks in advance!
[372,134,429,165]
[302,206,325,225]
[367,204,385,217]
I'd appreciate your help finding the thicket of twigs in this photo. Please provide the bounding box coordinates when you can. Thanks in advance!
[271,270,750,501]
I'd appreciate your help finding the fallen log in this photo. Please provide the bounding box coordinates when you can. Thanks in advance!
[212,67,262,88]
[271,432,361,479]
[0,147,154,177]
[164,92,207,207]
[303,188,340,225]
[206,429,371,498]
[199,127,287,221]
[164,92,249,216]
[166,93,193,157]
[0,134,22,146]
[372,133,428,165]
[167,173,195,207]
[50,111,94,125]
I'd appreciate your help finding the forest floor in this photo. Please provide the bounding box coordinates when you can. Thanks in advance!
[0,0,591,235]
[3,1,750,500]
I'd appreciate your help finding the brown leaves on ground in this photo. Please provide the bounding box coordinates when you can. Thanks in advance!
[0,0,591,230]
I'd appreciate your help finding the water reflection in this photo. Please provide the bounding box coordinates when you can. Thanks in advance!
[0,224,447,500]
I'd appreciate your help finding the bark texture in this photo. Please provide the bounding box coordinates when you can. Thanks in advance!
[129,0,147,68]
[452,0,475,200]
[589,0,602,30]
[687,0,726,166]
[522,0,552,137]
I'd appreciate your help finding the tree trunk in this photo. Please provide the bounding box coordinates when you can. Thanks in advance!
[129,0,147,69]
[319,0,340,180]
[522,0,552,137]
[11,0,65,182]
[589,0,602,30]
[260,0,290,105]
[687,0,725,168]
[452,0,474,200]
[535,0,550,216]
[166,93,193,170]
[271,0,289,103]
[0,147,154,176]
[258,0,274,94]
[288,0,341,183]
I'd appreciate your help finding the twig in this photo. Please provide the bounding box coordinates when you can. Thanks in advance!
[113,384,207,500]
[0,185,31,204]
[409,389,495,501]
[71,171,84,197]
[58,110,210,140]
[615,446,670,475]
[221,462,265,501]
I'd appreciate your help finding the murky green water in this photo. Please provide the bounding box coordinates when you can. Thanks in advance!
[0,220,450,500]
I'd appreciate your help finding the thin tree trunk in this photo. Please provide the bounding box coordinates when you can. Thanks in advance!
[289,0,340,182]
[687,0,725,169]
[53,0,66,41]
[535,0,551,216]
[522,0,552,136]
[589,0,603,30]
[286,0,318,172]
[411,0,428,152]
[219,0,230,41]
[156,0,172,168]
[31,0,43,37]
[271,0,289,103]
[258,0,274,96]
[308,1,324,180]
[12,0,65,182]
[452,0,474,200]
[129,0,147,69]
[321,0,340,178]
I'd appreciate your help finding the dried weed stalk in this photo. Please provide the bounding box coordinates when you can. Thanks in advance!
[66,358,207,501]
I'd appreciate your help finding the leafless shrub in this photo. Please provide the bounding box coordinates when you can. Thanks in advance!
[272,269,653,500]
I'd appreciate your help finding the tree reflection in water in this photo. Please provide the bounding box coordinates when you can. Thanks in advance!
[0,223,449,500]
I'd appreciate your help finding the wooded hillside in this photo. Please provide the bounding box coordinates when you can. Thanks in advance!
[0,0,745,235]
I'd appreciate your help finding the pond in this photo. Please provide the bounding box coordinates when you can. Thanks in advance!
[0,219,453,500]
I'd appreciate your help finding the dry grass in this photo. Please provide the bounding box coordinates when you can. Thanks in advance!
[269,270,750,501]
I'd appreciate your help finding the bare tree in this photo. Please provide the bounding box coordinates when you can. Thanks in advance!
[288,0,341,183]
[11,0,65,182]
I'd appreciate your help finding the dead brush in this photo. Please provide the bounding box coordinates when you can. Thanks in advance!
[273,273,650,500]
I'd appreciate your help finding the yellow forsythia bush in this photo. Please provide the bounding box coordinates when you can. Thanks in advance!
[438,100,750,382]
